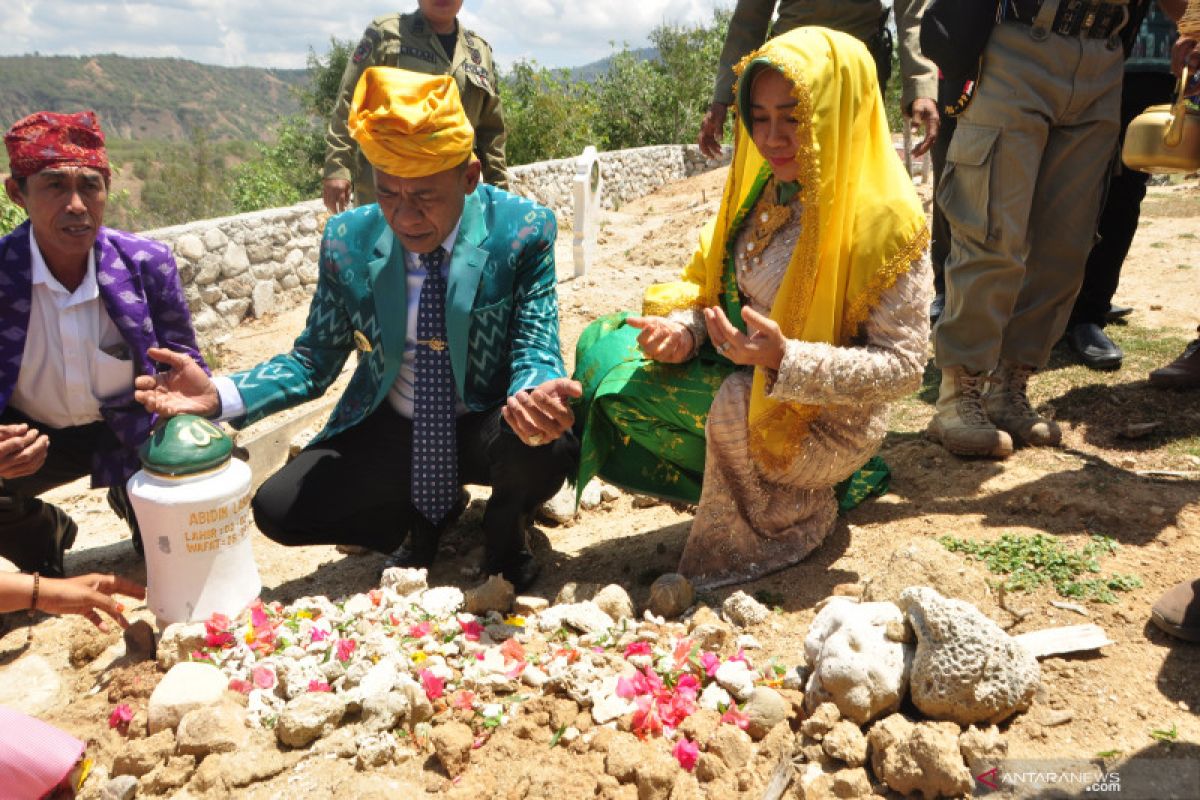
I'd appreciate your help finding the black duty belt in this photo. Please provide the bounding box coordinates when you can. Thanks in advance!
[1007,0,1130,40]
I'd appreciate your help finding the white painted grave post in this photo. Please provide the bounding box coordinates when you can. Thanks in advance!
[572,145,603,279]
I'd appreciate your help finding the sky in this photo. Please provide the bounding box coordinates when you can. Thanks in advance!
[1,0,730,72]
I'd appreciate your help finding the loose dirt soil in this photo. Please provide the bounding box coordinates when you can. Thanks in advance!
[3,167,1199,797]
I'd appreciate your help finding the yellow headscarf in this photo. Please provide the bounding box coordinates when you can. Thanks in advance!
[643,27,928,471]
[348,66,476,178]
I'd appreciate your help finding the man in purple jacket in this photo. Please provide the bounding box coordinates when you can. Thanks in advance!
[0,111,206,577]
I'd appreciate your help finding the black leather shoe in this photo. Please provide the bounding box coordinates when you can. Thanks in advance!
[483,549,541,592]
[1067,323,1123,370]
[384,518,441,570]
[1106,304,1133,323]
[929,293,945,325]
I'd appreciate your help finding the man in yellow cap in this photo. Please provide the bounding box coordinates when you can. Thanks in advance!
[133,68,579,590]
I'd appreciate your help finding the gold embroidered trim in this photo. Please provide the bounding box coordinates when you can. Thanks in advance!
[840,224,930,342]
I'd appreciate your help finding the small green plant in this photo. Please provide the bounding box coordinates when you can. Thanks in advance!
[1150,723,1179,742]
[1096,749,1123,758]
[549,725,567,748]
[939,533,1142,603]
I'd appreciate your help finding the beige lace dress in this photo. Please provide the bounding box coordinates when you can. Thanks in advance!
[666,198,932,588]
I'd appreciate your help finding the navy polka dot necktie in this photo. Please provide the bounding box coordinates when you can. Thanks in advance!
[412,247,457,525]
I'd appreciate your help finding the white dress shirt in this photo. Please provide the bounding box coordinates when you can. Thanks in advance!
[9,228,134,428]
[215,221,465,422]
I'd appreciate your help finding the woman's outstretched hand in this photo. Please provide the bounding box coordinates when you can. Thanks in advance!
[704,306,786,370]
[626,316,695,363]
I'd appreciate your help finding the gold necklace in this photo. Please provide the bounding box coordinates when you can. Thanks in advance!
[736,178,794,273]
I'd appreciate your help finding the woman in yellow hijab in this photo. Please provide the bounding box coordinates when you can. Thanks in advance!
[573,27,932,588]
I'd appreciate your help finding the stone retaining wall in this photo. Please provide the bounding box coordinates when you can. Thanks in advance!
[144,144,730,343]
[508,144,730,224]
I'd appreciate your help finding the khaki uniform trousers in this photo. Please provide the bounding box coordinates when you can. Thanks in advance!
[934,8,1123,373]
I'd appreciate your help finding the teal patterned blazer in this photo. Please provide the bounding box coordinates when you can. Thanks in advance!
[228,184,566,441]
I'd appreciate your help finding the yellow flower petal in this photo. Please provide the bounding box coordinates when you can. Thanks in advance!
[504,616,526,627]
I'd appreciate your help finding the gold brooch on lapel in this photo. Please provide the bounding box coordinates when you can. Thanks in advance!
[353,330,373,352]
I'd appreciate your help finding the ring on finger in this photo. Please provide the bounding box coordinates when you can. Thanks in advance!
[716,342,730,354]
[529,433,545,446]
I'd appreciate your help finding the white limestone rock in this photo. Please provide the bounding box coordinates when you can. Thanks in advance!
[899,586,1040,725]
[174,234,204,262]
[276,693,346,748]
[251,281,276,318]
[714,659,756,703]
[418,586,465,617]
[537,601,615,636]
[539,482,578,523]
[578,479,604,510]
[803,597,912,725]
[147,662,228,734]
[593,584,635,622]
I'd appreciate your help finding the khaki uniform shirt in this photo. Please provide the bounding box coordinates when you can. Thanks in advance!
[324,11,509,201]
[712,0,937,111]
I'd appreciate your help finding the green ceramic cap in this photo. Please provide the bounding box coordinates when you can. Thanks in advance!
[139,415,233,477]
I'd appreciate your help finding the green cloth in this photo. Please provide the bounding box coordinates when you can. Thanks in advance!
[572,312,891,511]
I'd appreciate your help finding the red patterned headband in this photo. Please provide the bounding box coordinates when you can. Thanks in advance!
[5,110,110,179]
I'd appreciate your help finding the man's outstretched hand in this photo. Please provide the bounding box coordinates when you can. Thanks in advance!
[502,378,582,447]
[134,347,220,418]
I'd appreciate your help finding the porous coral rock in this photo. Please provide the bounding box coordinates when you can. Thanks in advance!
[899,587,1040,725]
[722,591,770,627]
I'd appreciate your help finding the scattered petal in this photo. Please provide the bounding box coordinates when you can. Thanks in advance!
[673,737,699,771]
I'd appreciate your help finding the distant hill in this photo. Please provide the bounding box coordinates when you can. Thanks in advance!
[0,55,307,141]
[568,47,658,82]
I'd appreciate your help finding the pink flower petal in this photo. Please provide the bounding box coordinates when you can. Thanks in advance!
[107,703,134,729]
[623,641,652,659]
[307,680,332,693]
[335,638,357,662]
[420,669,444,701]
[228,678,253,695]
[673,737,699,771]
[251,666,276,690]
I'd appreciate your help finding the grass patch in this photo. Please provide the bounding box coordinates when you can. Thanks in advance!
[939,533,1142,603]
[1141,189,1200,217]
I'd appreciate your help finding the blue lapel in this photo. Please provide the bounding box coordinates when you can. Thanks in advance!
[445,191,487,400]
[0,222,33,411]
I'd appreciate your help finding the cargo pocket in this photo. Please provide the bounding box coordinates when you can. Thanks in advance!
[937,123,1000,242]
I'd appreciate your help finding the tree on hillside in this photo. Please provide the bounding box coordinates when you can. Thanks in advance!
[231,37,351,212]
[501,8,730,165]
[595,9,730,151]
[500,62,601,166]
[141,127,233,223]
